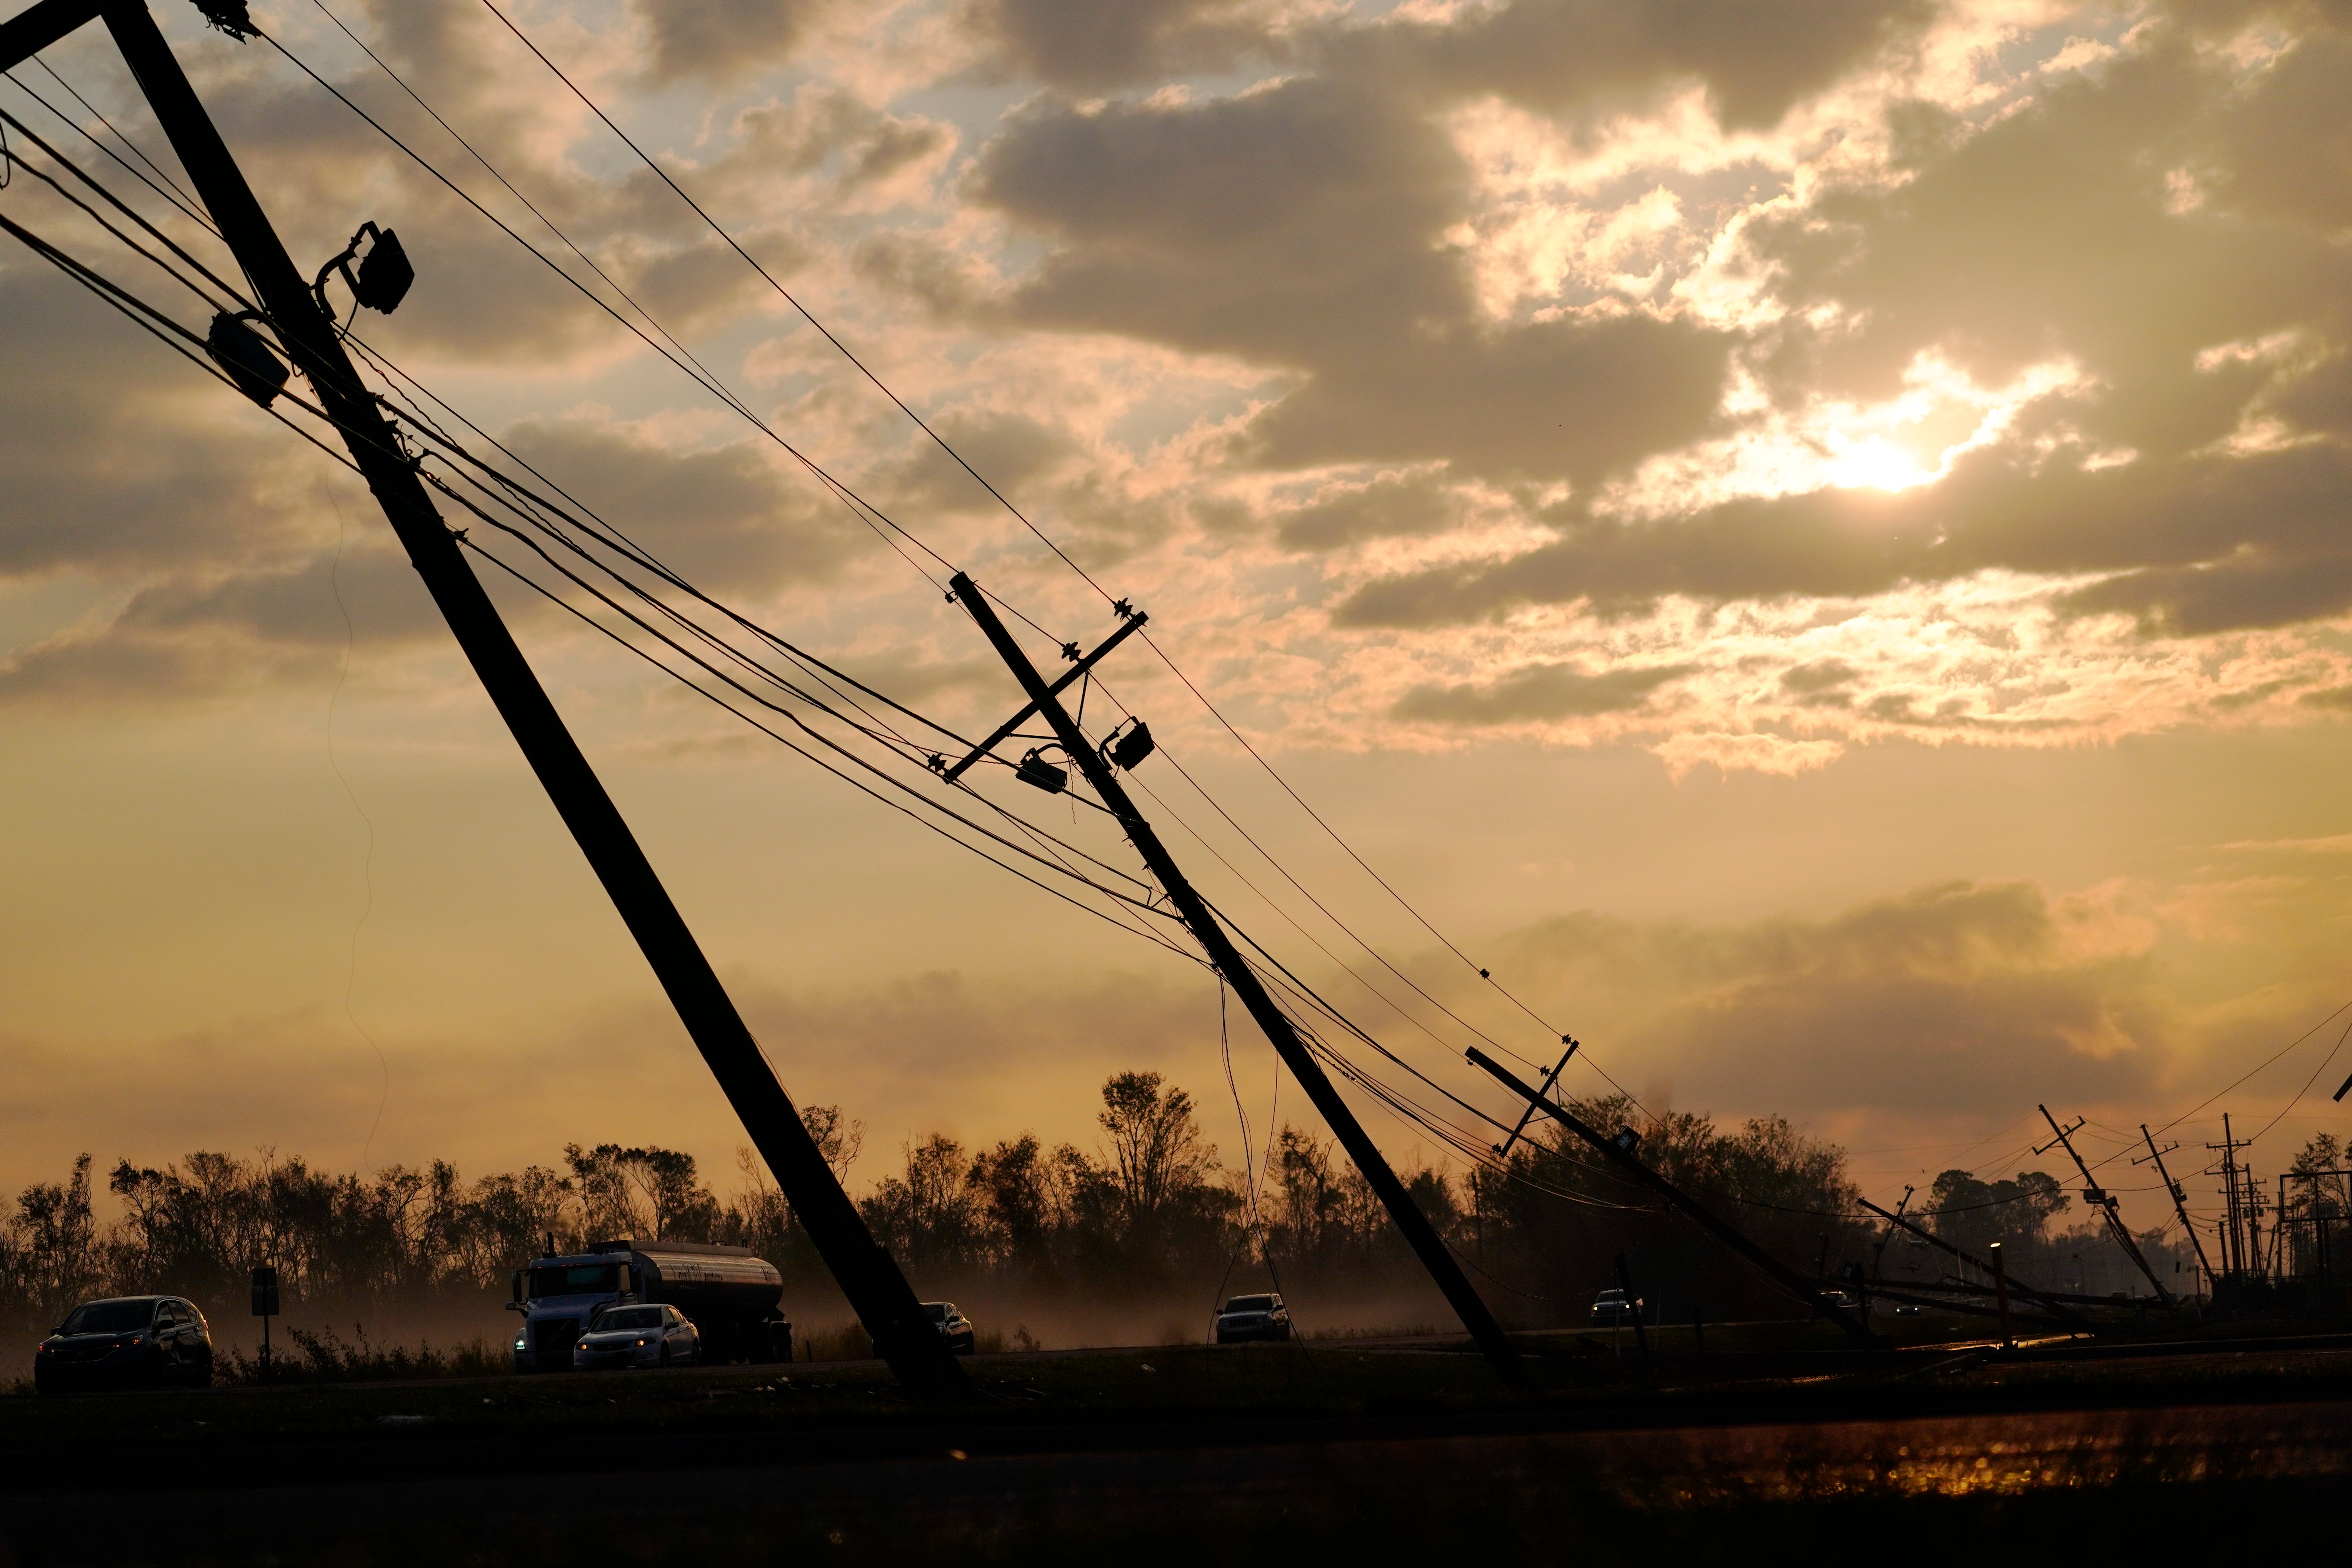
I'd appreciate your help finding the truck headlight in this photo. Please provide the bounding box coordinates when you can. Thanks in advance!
[514,1338,526,1350]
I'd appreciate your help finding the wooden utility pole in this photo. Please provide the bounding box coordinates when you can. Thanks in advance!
[2038,1106,2173,1308]
[3,0,965,1398]
[949,573,1528,1387]
[1469,1047,1877,1346]
[2136,1125,2214,1300]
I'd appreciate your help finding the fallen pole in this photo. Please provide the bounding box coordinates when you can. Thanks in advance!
[1466,1047,1877,1347]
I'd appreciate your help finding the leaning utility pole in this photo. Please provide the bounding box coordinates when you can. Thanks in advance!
[2,0,964,1397]
[948,573,1528,1387]
[1856,1196,2088,1330]
[2038,1106,2172,1308]
[2136,1125,2214,1300]
[1470,1047,1877,1346]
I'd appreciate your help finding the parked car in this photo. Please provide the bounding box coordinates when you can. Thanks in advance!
[572,1303,699,1370]
[924,1302,976,1354]
[1590,1288,1644,1327]
[34,1296,213,1393]
[1213,1293,1293,1344]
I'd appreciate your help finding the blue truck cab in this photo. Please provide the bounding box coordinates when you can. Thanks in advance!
[509,1239,791,1371]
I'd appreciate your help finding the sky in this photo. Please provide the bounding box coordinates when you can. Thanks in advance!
[4,0,2352,1245]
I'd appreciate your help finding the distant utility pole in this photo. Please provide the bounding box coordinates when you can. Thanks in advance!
[2205,1113,2254,1284]
[2136,1125,2214,1300]
[0,0,964,1399]
[2038,1106,2172,1308]
[948,573,1528,1388]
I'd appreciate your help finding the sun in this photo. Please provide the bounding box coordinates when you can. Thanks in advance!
[1825,434,1936,493]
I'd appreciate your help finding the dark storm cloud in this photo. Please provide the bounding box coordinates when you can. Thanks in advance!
[964,0,1283,91]
[1322,0,1934,129]
[973,79,1735,486]
[1392,660,1693,725]
[631,0,834,83]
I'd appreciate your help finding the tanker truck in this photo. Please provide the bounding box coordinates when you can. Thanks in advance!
[508,1239,791,1371]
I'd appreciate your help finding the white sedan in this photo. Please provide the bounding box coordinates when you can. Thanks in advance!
[573,1304,699,1370]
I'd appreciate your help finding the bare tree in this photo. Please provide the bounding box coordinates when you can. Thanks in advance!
[1098,1071,1219,1233]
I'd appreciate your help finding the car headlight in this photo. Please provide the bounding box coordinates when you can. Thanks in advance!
[514,1338,527,1350]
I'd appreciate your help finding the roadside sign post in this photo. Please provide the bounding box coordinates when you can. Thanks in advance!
[250,1265,279,1386]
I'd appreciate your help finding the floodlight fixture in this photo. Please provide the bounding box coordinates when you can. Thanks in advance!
[312,220,412,320]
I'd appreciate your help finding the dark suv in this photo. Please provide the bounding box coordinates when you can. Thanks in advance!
[1213,1293,1292,1343]
[35,1296,214,1393]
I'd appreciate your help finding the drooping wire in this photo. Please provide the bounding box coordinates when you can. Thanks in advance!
[0,188,1194,971]
[15,48,1668,1223]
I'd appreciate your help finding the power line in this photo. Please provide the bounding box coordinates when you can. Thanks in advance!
[23,37,1670,1218]
[446,0,1640,1109]
[469,0,1118,610]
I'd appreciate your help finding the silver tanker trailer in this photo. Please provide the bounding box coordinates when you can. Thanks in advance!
[508,1239,791,1371]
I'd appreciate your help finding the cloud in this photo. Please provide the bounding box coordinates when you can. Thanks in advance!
[0,270,318,580]
[1325,0,1935,129]
[1486,880,2170,1118]
[974,78,1735,485]
[1272,470,1461,552]
[631,0,835,83]
[497,418,870,595]
[964,0,1288,91]
[1392,660,1693,726]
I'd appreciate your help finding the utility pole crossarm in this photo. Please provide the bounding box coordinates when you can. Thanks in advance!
[1466,1047,1878,1347]
[70,0,964,1397]
[2038,1105,2172,1308]
[0,0,102,71]
[948,572,1528,1387]
[1494,1038,1575,1161]
[938,611,1147,782]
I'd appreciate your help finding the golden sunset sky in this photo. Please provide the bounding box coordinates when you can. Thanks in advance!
[5,0,2352,1238]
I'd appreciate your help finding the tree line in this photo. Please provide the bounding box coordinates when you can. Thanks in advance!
[0,1068,2227,1345]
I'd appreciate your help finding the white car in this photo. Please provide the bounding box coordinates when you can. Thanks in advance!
[573,1303,699,1370]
